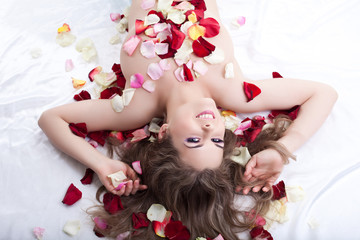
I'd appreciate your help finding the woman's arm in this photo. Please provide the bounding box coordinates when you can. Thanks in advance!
[38,93,156,195]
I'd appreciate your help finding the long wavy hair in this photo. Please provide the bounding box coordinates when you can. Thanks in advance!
[89,117,295,239]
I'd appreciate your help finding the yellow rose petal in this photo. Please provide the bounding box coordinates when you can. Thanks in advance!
[188,12,198,23]
[57,23,71,33]
[188,24,206,41]
[71,78,86,89]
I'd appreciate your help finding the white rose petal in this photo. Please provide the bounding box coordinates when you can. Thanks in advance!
[107,170,127,188]
[123,88,136,106]
[225,62,234,79]
[264,200,289,230]
[167,9,186,25]
[180,21,194,35]
[285,186,306,202]
[147,204,167,222]
[142,80,156,93]
[30,48,42,58]
[204,47,225,64]
[307,216,320,229]
[56,32,76,47]
[145,14,161,26]
[109,34,122,45]
[75,38,97,62]
[116,18,128,33]
[155,43,169,55]
[111,95,124,113]
[174,39,193,62]
[230,147,251,166]
[63,220,81,236]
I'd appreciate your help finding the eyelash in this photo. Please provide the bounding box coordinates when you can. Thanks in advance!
[186,138,224,143]
[211,138,224,144]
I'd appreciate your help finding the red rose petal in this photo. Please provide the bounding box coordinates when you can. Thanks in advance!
[171,25,186,50]
[87,130,110,146]
[132,212,150,229]
[69,122,88,138]
[62,183,82,205]
[103,192,124,214]
[192,36,215,57]
[88,66,102,82]
[112,63,126,89]
[135,19,149,35]
[269,105,300,121]
[199,17,220,38]
[80,168,94,185]
[189,0,207,11]
[243,82,261,102]
[272,180,286,200]
[73,90,91,101]
[185,9,204,21]
[243,127,262,144]
[250,226,273,240]
[198,36,215,51]
[183,64,194,82]
[100,87,123,99]
[272,71,283,78]
[164,221,190,240]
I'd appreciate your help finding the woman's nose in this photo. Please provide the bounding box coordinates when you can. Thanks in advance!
[202,123,213,130]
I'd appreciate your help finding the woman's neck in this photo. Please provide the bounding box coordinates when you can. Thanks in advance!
[165,81,212,120]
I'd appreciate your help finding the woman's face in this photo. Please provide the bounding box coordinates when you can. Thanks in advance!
[164,98,225,170]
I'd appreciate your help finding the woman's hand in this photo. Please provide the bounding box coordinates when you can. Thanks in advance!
[95,158,147,196]
[238,148,284,194]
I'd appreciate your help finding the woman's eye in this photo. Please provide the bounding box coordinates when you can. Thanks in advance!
[211,138,224,143]
[186,137,200,143]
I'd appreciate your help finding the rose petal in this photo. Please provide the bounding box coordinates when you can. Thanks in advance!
[307,216,320,229]
[213,234,225,240]
[199,17,220,38]
[269,105,300,121]
[225,62,234,79]
[93,72,117,88]
[103,192,124,214]
[249,226,273,240]
[88,130,110,146]
[155,43,169,55]
[107,170,127,189]
[230,146,251,166]
[204,47,224,64]
[131,128,150,142]
[69,122,88,138]
[132,161,143,175]
[188,24,206,40]
[243,82,261,102]
[193,60,208,76]
[183,63,194,81]
[140,40,156,58]
[75,38,97,62]
[56,32,76,47]
[173,1,194,11]
[63,220,81,236]
[147,204,167,222]
[30,48,42,59]
[123,35,142,56]
[88,66,103,82]
[153,211,172,237]
[135,19,148,35]
[74,90,91,101]
[130,73,145,88]
[116,232,130,240]
[272,71,283,78]
[33,227,45,240]
[142,80,156,93]
[189,0,207,11]
[264,200,289,229]
[110,13,122,22]
[145,27,157,37]
[232,16,246,28]
[192,36,215,57]
[185,9,204,22]
[170,25,186,50]
[102,87,122,100]
[80,168,94,185]
[115,181,128,191]
[94,217,108,230]
[234,118,252,135]
[153,22,169,33]
[57,23,71,33]
[62,183,82,205]
[157,0,173,12]
[174,39,193,62]
[285,186,306,202]
[116,17,128,33]
[272,180,287,200]
[147,62,164,80]
[141,0,156,10]
[174,67,185,82]
[164,221,190,240]
[123,88,135,106]
[159,59,171,71]
[167,9,186,25]
[132,212,150,229]
[65,59,74,72]
[145,14,161,26]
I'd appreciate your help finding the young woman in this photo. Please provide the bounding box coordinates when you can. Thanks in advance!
[38,0,337,238]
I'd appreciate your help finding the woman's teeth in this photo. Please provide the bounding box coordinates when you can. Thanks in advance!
[197,114,214,119]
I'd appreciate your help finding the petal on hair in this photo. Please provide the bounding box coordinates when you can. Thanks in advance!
[147,62,164,80]
[110,13,122,22]
[199,17,220,38]
[88,130,110,146]
[234,118,252,135]
[88,66,102,81]
[268,105,300,120]
[123,88,136,106]
[272,180,287,200]
[103,192,124,214]
[164,221,191,240]
[131,128,150,142]
[132,161,143,175]
[285,186,306,202]
[193,60,208,76]
[80,168,94,185]
[62,184,82,206]
[130,73,145,88]
[204,47,224,64]
[188,24,206,40]
[142,80,156,93]
[230,147,251,166]
[65,59,74,72]
[147,204,167,222]
[243,81,261,102]
[94,217,108,230]
[123,35,142,56]
[33,227,45,240]
[132,212,150,229]
[69,122,88,138]
[153,211,173,237]
[63,220,81,236]
[141,0,156,10]
[107,170,127,189]
[155,42,169,55]
[57,23,71,33]
[213,234,225,240]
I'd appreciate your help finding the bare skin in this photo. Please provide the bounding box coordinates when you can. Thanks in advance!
[38,0,338,196]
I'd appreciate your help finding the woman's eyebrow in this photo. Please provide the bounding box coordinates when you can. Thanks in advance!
[184,144,224,149]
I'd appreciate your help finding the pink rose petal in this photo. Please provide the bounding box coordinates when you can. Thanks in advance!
[115,181,128,191]
[123,35,142,56]
[94,217,108,230]
[130,73,144,88]
[153,23,169,33]
[193,60,208,76]
[140,40,156,58]
[155,43,169,55]
[65,59,74,72]
[174,67,185,82]
[132,161,143,175]
[142,80,156,93]
[237,16,246,26]
[186,59,193,69]
[159,59,171,71]
[131,128,150,142]
[116,232,130,240]
[33,227,45,240]
[141,0,156,10]
[110,13,122,22]
[147,62,163,80]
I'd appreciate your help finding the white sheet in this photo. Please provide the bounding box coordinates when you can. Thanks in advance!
[1,0,360,239]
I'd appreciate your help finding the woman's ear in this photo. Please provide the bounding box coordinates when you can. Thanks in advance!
[158,123,169,140]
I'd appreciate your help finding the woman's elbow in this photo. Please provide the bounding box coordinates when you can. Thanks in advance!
[38,109,54,130]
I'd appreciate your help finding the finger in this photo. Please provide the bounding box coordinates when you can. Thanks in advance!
[139,184,148,190]
[244,159,256,176]
[117,184,127,196]
[262,183,272,192]
[235,186,242,193]
[124,180,133,196]
[131,180,140,195]
[242,187,251,195]
[252,185,263,193]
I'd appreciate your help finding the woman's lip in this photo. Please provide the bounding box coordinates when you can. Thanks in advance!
[196,110,215,119]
